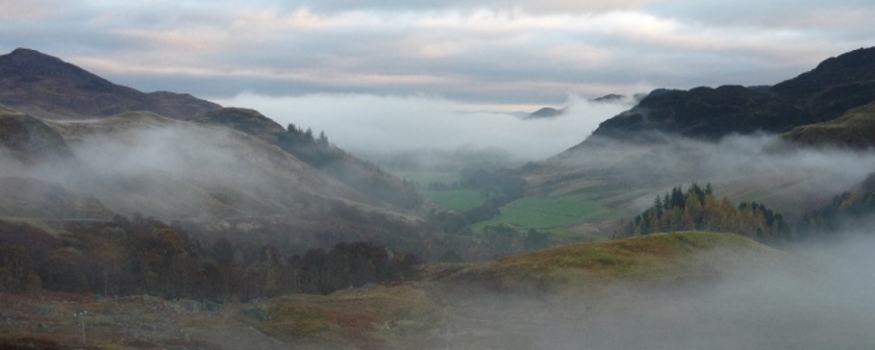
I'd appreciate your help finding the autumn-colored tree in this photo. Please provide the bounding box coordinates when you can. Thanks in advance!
[617,184,788,244]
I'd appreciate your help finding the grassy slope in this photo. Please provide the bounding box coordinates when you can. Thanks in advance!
[782,101,875,148]
[0,232,798,350]
[424,189,486,212]
[254,232,792,349]
[470,193,625,236]
[391,170,490,212]
[390,171,460,188]
[442,231,788,291]
[393,170,625,237]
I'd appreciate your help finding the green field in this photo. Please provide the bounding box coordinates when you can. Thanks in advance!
[391,170,460,188]
[391,170,492,211]
[424,189,488,212]
[470,194,624,233]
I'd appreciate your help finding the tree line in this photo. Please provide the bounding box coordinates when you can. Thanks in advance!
[616,183,790,243]
[0,216,419,300]
[276,123,422,208]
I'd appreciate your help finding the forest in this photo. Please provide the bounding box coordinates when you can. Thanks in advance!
[0,216,419,300]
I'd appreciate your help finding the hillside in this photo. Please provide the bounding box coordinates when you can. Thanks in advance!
[41,110,373,220]
[0,48,220,120]
[781,101,875,149]
[509,47,875,239]
[2,231,829,350]
[192,107,286,144]
[0,105,73,163]
[194,107,425,209]
[591,47,875,140]
[436,231,789,291]
[0,177,113,220]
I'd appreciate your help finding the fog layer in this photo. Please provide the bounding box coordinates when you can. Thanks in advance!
[217,93,631,161]
[431,234,875,350]
[0,116,358,220]
[534,132,875,213]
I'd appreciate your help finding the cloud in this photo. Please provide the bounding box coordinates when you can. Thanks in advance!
[539,132,875,215]
[0,1,874,107]
[216,92,630,161]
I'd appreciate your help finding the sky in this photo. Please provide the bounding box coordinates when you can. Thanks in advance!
[2,0,874,158]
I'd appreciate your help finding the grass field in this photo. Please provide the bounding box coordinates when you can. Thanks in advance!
[470,194,625,234]
[390,170,460,188]
[424,189,488,212]
[390,170,493,211]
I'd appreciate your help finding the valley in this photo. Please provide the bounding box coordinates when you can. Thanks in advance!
[3,43,875,349]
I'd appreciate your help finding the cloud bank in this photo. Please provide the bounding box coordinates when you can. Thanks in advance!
[1,0,873,107]
[218,92,629,161]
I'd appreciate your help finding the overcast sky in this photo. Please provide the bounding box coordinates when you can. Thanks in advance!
[2,0,874,158]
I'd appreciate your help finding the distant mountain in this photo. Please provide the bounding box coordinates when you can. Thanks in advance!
[526,107,564,119]
[594,85,807,140]
[591,47,875,140]
[592,93,626,103]
[0,48,220,120]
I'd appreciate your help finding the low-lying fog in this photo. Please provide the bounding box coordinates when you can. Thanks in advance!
[216,92,633,162]
[536,132,875,214]
[437,234,875,350]
[0,120,333,219]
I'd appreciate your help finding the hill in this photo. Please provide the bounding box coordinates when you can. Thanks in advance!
[194,107,425,209]
[1,231,816,350]
[781,101,875,149]
[436,231,790,291]
[192,107,286,144]
[0,48,220,120]
[591,47,875,140]
[40,110,374,220]
[511,47,875,239]
[0,105,73,163]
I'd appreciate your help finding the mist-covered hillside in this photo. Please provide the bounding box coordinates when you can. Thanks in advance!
[518,47,875,237]
[0,48,428,218]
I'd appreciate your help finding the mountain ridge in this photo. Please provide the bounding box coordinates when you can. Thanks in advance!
[589,46,875,141]
[0,48,221,120]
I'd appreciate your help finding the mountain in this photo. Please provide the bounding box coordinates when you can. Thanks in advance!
[0,48,425,220]
[526,107,564,119]
[0,47,443,265]
[592,93,626,102]
[514,47,875,232]
[591,47,875,140]
[593,85,807,140]
[0,48,221,120]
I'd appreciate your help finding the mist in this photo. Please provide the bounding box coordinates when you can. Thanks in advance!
[0,117,354,220]
[426,232,875,350]
[216,92,632,162]
[537,132,875,214]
